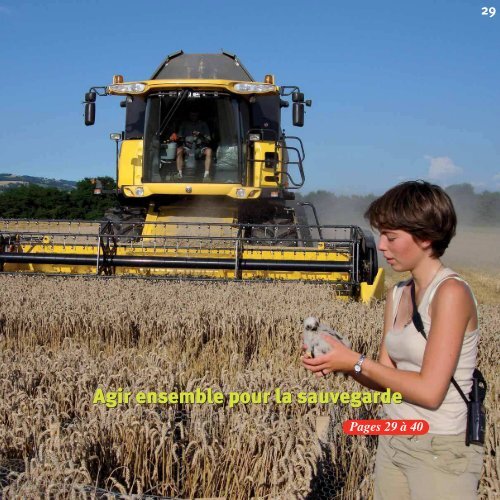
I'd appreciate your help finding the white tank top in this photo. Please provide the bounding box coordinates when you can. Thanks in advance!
[384,267,479,434]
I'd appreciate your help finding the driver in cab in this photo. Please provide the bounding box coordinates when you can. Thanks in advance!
[175,110,212,181]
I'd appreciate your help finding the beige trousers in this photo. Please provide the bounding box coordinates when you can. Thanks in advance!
[374,434,483,500]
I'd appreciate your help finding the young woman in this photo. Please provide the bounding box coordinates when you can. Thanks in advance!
[302,180,483,499]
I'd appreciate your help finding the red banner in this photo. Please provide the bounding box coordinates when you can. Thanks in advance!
[343,419,429,435]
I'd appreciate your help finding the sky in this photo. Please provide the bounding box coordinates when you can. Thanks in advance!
[0,0,498,194]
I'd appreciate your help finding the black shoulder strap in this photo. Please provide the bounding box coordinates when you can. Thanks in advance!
[410,280,469,405]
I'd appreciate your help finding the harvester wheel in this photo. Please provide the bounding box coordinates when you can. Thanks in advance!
[100,207,146,244]
[247,217,299,247]
[359,229,379,285]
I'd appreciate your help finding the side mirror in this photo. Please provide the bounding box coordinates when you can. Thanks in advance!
[85,102,95,126]
[293,102,304,127]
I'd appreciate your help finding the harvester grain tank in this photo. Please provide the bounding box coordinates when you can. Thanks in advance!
[0,51,384,301]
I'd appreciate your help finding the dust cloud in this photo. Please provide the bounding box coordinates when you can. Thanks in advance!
[443,226,499,269]
[301,187,499,270]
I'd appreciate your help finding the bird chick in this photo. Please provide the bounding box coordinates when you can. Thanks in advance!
[303,316,351,358]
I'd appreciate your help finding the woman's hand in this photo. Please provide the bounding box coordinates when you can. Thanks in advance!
[301,335,359,377]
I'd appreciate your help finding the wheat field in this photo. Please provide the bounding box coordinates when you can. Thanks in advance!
[0,271,498,499]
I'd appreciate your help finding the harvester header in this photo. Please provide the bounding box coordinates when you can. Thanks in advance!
[1,50,383,301]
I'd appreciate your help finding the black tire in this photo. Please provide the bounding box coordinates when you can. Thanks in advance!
[100,207,146,244]
[359,229,379,285]
[248,217,299,246]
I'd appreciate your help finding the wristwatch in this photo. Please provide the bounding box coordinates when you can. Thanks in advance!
[354,354,366,375]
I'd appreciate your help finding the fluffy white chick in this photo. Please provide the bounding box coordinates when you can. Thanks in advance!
[303,316,352,358]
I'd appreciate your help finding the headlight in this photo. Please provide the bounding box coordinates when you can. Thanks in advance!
[135,187,144,196]
[236,188,246,198]
[108,83,147,94]
[233,83,275,93]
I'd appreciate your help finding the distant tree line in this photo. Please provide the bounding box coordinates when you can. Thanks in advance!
[299,183,500,227]
[0,177,116,219]
[0,179,498,226]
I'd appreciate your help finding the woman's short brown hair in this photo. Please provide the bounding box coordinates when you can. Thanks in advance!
[364,180,457,257]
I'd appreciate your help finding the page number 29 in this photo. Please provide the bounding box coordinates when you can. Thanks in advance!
[482,6,496,17]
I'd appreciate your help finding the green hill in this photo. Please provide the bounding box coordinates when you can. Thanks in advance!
[0,173,77,191]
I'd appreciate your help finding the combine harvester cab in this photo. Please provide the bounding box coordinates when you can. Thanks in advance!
[0,51,384,302]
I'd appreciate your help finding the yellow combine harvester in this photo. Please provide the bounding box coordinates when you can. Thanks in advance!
[0,51,384,301]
